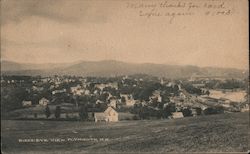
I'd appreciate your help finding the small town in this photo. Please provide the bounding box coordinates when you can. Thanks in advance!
[1,74,248,122]
[1,0,248,153]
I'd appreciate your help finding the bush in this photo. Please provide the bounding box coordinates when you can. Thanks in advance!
[181,108,192,117]
[203,107,224,115]
[195,107,202,115]
[132,115,139,120]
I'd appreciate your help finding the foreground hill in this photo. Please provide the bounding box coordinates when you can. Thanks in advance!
[1,112,248,153]
[1,60,247,78]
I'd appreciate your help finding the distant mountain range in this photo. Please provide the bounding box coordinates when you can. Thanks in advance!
[1,60,248,79]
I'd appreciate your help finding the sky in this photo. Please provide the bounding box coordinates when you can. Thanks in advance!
[1,0,248,69]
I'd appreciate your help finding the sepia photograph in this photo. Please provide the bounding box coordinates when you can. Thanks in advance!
[1,0,249,153]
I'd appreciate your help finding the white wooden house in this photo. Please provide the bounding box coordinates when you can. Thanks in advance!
[94,107,118,122]
[96,99,104,104]
[84,90,90,95]
[126,99,135,107]
[241,103,249,112]
[39,98,49,106]
[120,94,131,101]
[172,112,184,119]
[120,94,135,107]
[52,89,66,95]
[22,101,32,107]
[94,113,107,122]
[70,85,84,96]
[109,98,117,108]
[149,90,162,103]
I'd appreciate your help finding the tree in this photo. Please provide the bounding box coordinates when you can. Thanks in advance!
[181,108,192,117]
[55,106,61,119]
[99,93,109,102]
[184,84,202,95]
[162,103,176,118]
[34,113,37,118]
[150,98,158,108]
[139,107,148,120]
[195,107,202,115]
[203,106,224,115]
[121,96,126,104]
[79,105,88,120]
[45,105,51,118]
[157,102,165,110]
[205,90,210,96]
[173,85,179,95]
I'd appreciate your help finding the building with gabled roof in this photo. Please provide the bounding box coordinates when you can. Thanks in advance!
[172,112,184,119]
[94,106,118,122]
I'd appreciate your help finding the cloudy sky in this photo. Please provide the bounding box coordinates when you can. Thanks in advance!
[1,0,248,69]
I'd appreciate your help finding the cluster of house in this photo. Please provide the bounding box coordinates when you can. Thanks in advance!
[22,97,50,107]
[21,79,138,122]
[15,75,248,122]
[21,97,120,122]
[1,78,24,84]
[95,82,118,90]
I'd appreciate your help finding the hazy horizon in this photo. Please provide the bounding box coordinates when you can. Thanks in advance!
[2,59,248,71]
[1,0,248,70]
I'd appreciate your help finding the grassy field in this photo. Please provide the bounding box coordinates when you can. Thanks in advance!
[1,112,249,154]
